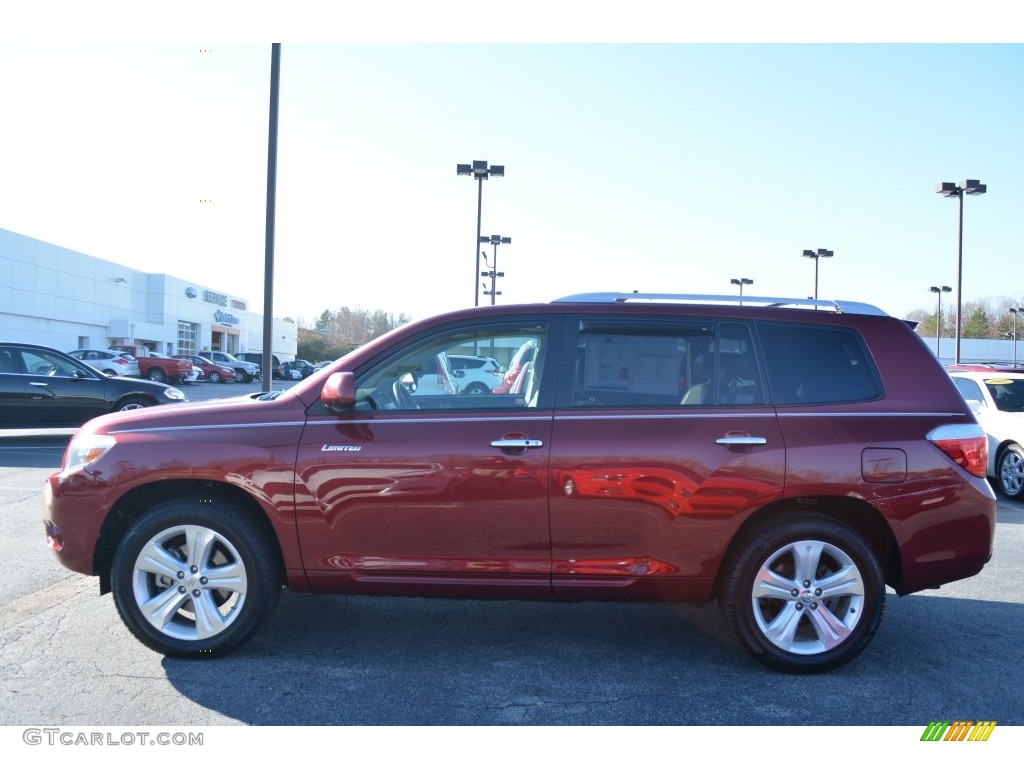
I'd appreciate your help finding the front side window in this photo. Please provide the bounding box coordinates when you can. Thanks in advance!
[954,377,985,404]
[18,349,89,378]
[355,323,549,411]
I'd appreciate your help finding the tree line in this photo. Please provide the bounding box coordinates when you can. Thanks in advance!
[296,307,412,362]
[907,295,1024,341]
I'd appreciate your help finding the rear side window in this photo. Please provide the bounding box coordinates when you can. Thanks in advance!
[570,321,764,408]
[758,323,881,405]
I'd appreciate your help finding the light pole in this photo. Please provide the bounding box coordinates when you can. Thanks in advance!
[729,276,753,301]
[1010,307,1023,367]
[480,234,510,305]
[457,160,504,307]
[801,248,833,301]
[930,285,951,360]
[936,179,987,364]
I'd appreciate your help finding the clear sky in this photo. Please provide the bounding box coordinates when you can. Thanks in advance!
[2,6,1022,328]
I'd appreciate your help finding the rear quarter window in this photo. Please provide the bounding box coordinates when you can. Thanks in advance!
[758,323,881,405]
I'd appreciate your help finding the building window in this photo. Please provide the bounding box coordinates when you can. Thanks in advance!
[178,321,199,355]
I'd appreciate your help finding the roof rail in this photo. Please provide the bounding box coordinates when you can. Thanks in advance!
[551,292,889,316]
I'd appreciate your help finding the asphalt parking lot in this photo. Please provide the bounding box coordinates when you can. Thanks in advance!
[1,385,1022,729]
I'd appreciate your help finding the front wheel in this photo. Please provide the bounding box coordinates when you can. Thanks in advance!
[147,368,166,383]
[207,371,222,384]
[720,515,884,674]
[997,444,1024,499]
[115,397,150,412]
[111,498,282,658]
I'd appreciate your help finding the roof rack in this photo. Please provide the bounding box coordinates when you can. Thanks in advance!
[551,292,889,316]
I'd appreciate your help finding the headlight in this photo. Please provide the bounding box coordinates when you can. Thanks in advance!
[164,387,186,401]
[64,434,116,471]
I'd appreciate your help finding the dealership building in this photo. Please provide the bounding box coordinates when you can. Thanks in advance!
[0,228,297,359]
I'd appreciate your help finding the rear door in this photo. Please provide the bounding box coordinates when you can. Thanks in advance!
[548,316,786,601]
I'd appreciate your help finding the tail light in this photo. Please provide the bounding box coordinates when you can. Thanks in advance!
[928,424,988,478]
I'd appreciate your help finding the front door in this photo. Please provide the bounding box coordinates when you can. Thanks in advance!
[294,318,558,598]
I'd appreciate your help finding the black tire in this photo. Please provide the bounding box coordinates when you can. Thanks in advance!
[110,497,282,658]
[147,368,167,383]
[207,371,222,384]
[103,368,118,377]
[115,397,151,412]
[234,369,251,383]
[461,382,490,395]
[720,515,884,674]
[996,444,1024,500]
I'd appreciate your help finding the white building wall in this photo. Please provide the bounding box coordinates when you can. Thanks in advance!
[0,228,297,359]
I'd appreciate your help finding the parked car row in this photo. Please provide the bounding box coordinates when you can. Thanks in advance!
[68,347,264,385]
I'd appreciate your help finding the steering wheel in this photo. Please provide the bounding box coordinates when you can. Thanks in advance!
[392,379,419,410]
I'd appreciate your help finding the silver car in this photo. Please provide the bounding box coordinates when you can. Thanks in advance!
[67,349,142,377]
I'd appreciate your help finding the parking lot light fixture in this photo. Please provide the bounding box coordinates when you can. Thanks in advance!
[730,278,753,294]
[801,248,833,302]
[936,178,987,364]
[458,160,505,307]
[1010,307,1023,366]
[930,285,952,360]
[480,234,510,306]
[730,277,753,305]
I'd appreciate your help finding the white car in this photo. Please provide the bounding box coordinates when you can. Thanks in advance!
[67,348,142,377]
[446,354,502,395]
[948,369,1024,499]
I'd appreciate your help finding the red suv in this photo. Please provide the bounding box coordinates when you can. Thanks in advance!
[44,293,996,672]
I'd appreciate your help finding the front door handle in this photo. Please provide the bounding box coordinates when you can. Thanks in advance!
[490,439,544,450]
[715,435,767,446]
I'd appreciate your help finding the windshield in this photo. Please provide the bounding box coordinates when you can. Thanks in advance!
[984,379,1024,412]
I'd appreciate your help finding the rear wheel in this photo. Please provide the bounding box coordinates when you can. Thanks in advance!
[147,368,166,383]
[720,515,884,673]
[111,497,282,658]
[996,444,1024,499]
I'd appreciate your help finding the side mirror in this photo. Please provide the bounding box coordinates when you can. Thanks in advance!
[453,369,465,379]
[322,372,356,414]
[964,398,983,415]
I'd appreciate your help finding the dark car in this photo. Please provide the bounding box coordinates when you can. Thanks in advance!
[172,354,237,384]
[238,352,282,380]
[282,358,316,380]
[1,342,186,428]
[43,293,995,672]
